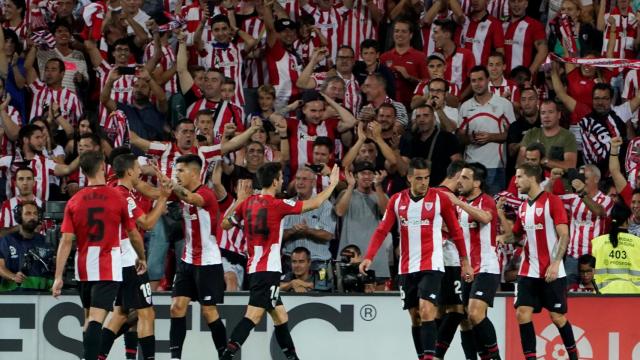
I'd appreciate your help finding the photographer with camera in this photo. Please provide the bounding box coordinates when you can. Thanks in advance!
[0,200,53,291]
[336,245,376,293]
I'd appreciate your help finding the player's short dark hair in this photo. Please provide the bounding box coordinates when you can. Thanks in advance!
[592,82,614,99]
[488,51,505,63]
[408,157,431,175]
[174,118,195,131]
[113,153,138,179]
[470,65,489,78]
[176,154,203,171]
[433,18,457,37]
[445,160,466,179]
[19,124,43,142]
[14,166,34,178]
[525,142,546,159]
[210,14,230,26]
[393,18,413,32]
[517,163,543,183]
[292,247,311,259]
[108,146,133,165]
[79,150,105,177]
[113,37,130,50]
[540,99,560,111]
[465,162,487,188]
[79,133,101,147]
[257,162,283,189]
[360,39,380,53]
[313,136,334,152]
[196,109,213,119]
[578,254,596,268]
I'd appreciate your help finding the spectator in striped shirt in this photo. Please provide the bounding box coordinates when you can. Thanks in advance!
[282,167,337,269]
[0,166,40,237]
[360,73,409,126]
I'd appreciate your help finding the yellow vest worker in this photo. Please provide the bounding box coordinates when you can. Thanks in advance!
[591,232,640,294]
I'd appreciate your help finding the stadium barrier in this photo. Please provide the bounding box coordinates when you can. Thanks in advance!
[0,293,637,359]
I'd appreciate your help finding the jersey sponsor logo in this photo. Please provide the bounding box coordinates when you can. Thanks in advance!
[284,199,297,207]
[460,221,478,228]
[523,224,544,231]
[399,217,431,227]
[127,197,136,217]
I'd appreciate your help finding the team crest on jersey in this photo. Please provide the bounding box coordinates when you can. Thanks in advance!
[284,199,296,207]
[424,202,433,211]
[535,208,543,217]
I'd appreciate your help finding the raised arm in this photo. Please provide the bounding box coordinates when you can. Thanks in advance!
[445,191,493,224]
[130,130,152,153]
[321,93,357,132]
[334,171,355,216]
[609,137,628,192]
[53,156,80,176]
[84,39,105,69]
[550,61,577,113]
[220,117,262,154]
[221,180,253,230]
[263,0,278,48]
[301,165,340,212]
[0,95,19,141]
[296,47,325,89]
[100,68,121,113]
[176,31,194,94]
[24,46,38,85]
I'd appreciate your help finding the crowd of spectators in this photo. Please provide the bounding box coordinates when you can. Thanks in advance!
[0,0,639,294]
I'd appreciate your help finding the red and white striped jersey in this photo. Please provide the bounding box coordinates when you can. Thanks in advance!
[143,42,178,96]
[341,0,385,58]
[301,3,348,61]
[96,61,135,127]
[293,34,322,68]
[61,185,135,281]
[29,80,82,125]
[277,0,302,20]
[147,141,222,181]
[186,99,245,143]
[512,192,568,279]
[413,79,461,99]
[239,15,269,88]
[456,193,500,274]
[603,8,638,59]
[489,77,520,102]
[267,40,303,107]
[444,47,476,91]
[0,105,21,157]
[217,195,246,255]
[197,39,245,105]
[460,14,505,65]
[560,192,613,258]
[497,243,522,283]
[286,117,339,176]
[460,0,509,20]
[311,71,361,114]
[180,186,221,266]
[434,186,462,267]
[114,184,146,267]
[0,196,43,228]
[231,194,304,273]
[503,16,546,72]
[365,188,468,274]
[67,169,89,188]
[0,153,58,202]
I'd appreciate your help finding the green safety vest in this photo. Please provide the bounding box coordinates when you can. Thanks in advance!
[591,232,640,294]
[0,276,53,292]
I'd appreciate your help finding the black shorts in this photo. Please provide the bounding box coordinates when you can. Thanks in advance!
[462,273,500,307]
[172,261,225,305]
[247,272,283,310]
[79,281,119,311]
[115,266,153,311]
[515,276,568,314]
[438,266,463,306]
[397,270,444,310]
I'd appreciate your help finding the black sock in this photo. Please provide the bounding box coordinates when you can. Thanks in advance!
[97,328,117,359]
[169,317,187,359]
[124,331,137,359]
[138,335,155,360]
[228,317,256,349]
[208,318,228,356]
[460,329,477,360]
[116,322,131,338]
[557,321,578,360]
[411,326,423,359]
[84,321,103,360]
[519,322,536,360]
[274,322,298,359]
[435,312,465,358]
[420,321,437,359]
[473,318,500,359]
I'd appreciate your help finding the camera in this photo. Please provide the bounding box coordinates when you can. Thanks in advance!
[335,257,376,293]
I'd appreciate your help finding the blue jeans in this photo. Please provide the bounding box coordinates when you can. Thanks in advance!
[485,168,506,195]
[147,214,184,281]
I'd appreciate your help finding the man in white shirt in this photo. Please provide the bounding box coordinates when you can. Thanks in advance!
[458,65,516,195]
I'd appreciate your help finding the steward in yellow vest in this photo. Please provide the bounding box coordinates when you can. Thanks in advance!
[591,203,640,294]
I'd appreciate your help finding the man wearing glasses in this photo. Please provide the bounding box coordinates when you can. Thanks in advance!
[282,167,337,272]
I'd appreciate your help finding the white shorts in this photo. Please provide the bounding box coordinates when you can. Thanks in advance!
[221,256,245,290]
